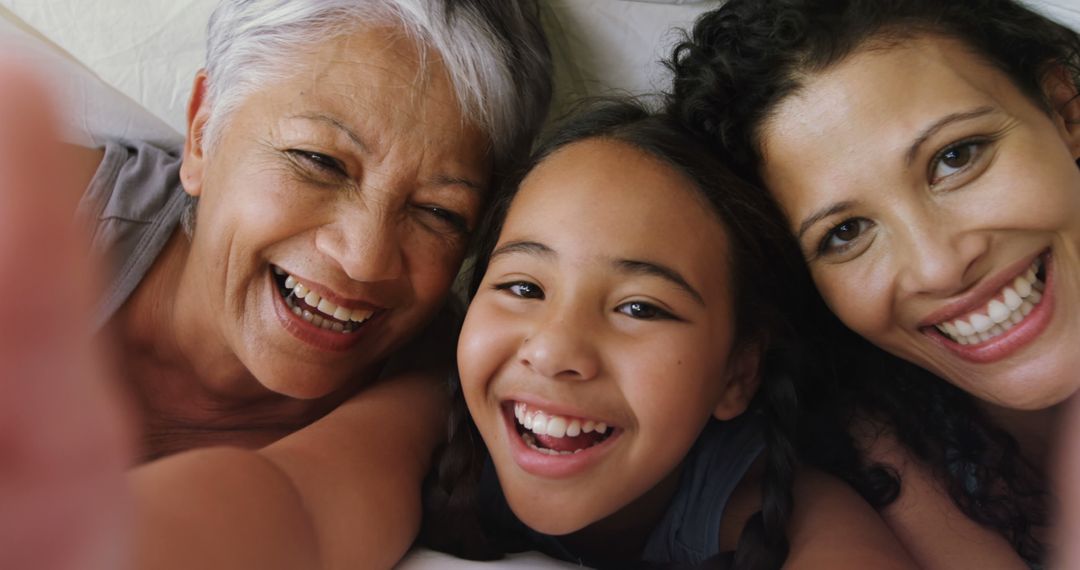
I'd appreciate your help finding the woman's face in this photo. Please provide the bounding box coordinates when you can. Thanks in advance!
[180,27,490,399]
[458,138,758,535]
[760,35,1080,410]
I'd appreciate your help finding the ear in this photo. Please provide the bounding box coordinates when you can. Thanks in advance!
[179,69,212,198]
[712,342,763,421]
[1042,64,1080,159]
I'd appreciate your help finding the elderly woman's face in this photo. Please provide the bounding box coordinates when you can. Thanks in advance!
[181,27,490,398]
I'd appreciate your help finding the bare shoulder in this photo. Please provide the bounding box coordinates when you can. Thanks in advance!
[784,468,918,569]
[859,428,1027,570]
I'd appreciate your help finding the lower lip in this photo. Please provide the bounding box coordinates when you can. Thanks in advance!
[929,254,1055,364]
[502,403,620,479]
[269,270,378,352]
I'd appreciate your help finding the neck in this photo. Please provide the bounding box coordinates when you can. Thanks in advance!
[978,400,1066,471]
[559,462,684,565]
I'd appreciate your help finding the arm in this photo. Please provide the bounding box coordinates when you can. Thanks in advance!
[861,433,1027,570]
[784,469,918,569]
[130,368,449,570]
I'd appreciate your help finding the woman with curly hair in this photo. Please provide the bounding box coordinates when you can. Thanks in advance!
[667,0,1080,567]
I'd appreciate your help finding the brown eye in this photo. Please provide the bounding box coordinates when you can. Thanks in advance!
[833,221,861,241]
[930,141,985,183]
[817,217,874,256]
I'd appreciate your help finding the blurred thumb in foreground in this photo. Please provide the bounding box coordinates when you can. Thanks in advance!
[0,60,134,570]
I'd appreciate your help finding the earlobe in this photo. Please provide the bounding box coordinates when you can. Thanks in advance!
[712,343,763,421]
[1042,65,1080,159]
[179,70,212,197]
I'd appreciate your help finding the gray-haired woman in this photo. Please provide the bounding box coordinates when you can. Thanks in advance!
[3,1,551,568]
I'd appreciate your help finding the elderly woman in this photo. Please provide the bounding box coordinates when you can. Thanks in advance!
[2,0,551,569]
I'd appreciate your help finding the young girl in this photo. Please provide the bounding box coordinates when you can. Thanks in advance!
[422,101,915,569]
[667,0,1080,567]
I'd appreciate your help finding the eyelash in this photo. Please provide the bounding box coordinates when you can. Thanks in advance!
[288,149,471,236]
[616,301,676,321]
[288,149,347,177]
[416,205,470,236]
[492,282,676,321]
[928,137,991,186]
[494,281,544,299]
[816,217,875,257]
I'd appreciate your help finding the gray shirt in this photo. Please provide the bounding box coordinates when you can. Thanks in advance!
[76,139,187,330]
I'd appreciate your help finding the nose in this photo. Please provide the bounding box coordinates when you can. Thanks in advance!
[517,310,601,381]
[898,217,989,297]
[315,206,404,283]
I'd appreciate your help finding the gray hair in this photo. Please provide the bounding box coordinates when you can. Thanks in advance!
[182,0,552,236]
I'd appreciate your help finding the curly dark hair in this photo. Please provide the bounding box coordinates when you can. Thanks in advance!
[420,98,818,570]
[664,0,1079,564]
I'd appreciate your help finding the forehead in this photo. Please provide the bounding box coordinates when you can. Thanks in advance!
[759,35,1035,214]
[500,138,731,280]
[236,25,484,155]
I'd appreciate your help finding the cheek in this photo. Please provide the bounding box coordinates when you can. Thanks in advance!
[403,234,467,298]
[457,301,516,398]
[812,262,896,337]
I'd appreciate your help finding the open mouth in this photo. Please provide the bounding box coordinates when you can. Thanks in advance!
[512,402,615,456]
[933,255,1046,345]
[271,266,376,334]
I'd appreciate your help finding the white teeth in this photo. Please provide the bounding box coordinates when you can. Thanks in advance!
[513,403,611,442]
[350,309,374,323]
[302,310,314,322]
[934,258,1046,346]
[292,306,302,316]
[970,313,993,334]
[1014,276,1031,297]
[546,416,567,438]
[278,269,376,331]
[1003,288,1022,311]
[531,413,548,436]
[987,300,1010,324]
[955,320,975,336]
[273,266,285,276]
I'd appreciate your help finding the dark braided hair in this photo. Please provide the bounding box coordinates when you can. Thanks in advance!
[421,98,818,569]
[665,0,1077,564]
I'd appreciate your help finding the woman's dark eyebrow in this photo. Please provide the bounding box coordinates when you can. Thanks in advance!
[797,200,856,241]
[615,259,705,306]
[489,240,554,262]
[904,106,996,166]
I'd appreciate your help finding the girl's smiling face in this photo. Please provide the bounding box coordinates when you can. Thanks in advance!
[457,138,759,535]
[760,35,1080,410]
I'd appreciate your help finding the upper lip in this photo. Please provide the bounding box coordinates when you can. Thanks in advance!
[274,265,389,311]
[917,251,1044,328]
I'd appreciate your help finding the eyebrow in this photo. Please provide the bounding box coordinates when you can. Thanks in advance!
[615,259,705,306]
[295,113,369,153]
[796,199,857,241]
[487,242,705,305]
[904,106,996,166]
[489,240,554,263]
